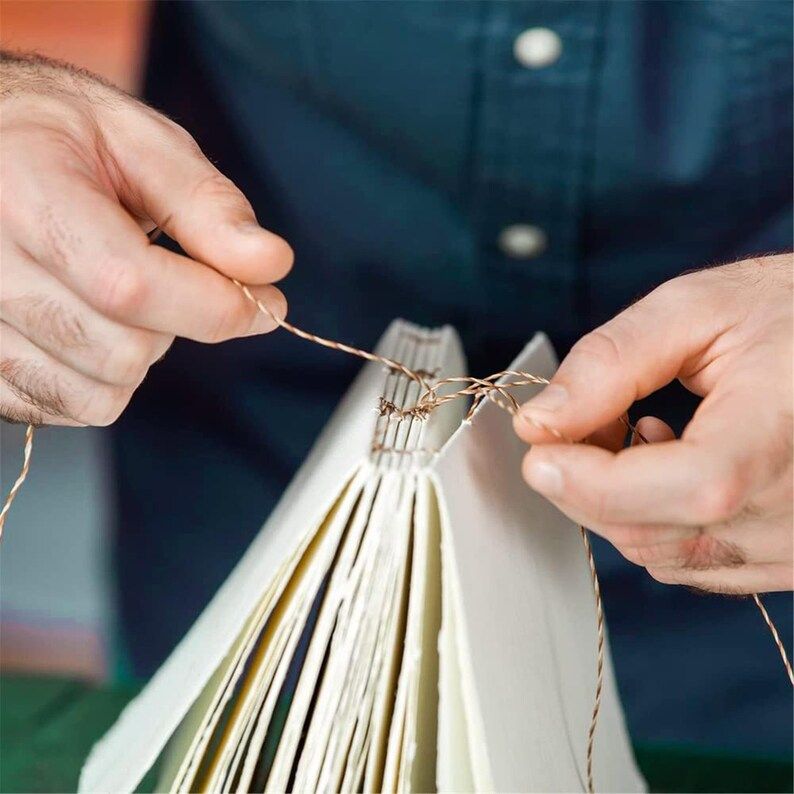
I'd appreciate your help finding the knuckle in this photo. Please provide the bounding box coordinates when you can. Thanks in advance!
[617,535,676,567]
[652,274,693,304]
[78,386,132,427]
[155,334,175,362]
[94,258,147,319]
[147,113,203,154]
[609,524,651,548]
[619,544,653,567]
[596,523,625,546]
[190,171,249,212]
[207,297,249,343]
[692,466,749,523]
[170,123,202,155]
[646,567,679,585]
[26,296,90,350]
[569,327,625,371]
[578,480,620,527]
[103,333,153,385]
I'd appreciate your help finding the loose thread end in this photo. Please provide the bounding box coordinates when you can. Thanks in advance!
[0,423,35,540]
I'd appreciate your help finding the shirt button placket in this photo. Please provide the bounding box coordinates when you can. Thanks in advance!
[495,27,562,261]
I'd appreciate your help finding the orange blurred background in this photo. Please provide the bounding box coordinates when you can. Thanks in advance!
[1,0,150,92]
[1,0,152,681]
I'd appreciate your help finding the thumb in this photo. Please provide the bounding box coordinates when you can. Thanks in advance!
[513,275,731,444]
[104,108,293,285]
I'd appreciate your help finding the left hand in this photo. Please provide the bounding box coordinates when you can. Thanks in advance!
[514,254,793,594]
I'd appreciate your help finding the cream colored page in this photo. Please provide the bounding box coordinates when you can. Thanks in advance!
[380,670,408,793]
[434,334,645,793]
[293,474,406,792]
[437,490,493,793]
[231,475,379,793]
[332,483,411,791]
[336,326,452,792]
[158,643,240,792]
[390,473,441,794]
[165,513,337,793]
[271,324,462,793]
[203,475,362,793]
[406,473,443,794]
[380,487,429,792]
[264,475,380,792]
[79,320,421,794]
[288,477,398,790]
[362,483,415,792]
[436,539,475,793]
[163,475,363,793]
[264,328,416,792]
[211,597,304,792]
[160,573,284,792]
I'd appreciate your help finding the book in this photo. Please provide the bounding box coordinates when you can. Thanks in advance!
[80,321,644,793]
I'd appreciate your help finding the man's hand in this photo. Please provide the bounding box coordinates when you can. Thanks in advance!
[0,53,292,426]
[514,255,793,594]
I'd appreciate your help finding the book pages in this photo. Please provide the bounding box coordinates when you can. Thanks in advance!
[79,322,644,794]
[434,334,645,793]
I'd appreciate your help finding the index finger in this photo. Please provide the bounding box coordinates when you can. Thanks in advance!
[18,170,287,343]
[522,371,783,526]
[514,271,740,445]
[105,107,293,285]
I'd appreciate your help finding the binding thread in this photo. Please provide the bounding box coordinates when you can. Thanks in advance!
[0,422,33,540]
[1,275,792,794]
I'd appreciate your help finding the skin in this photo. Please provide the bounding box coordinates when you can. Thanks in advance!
[2,55,791,595]
[0,53,293,426]
[514,255,793,594]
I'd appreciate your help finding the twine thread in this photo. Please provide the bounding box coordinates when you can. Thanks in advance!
[0,422,34,540]
[752,593,794,686]
[1,277,792,794]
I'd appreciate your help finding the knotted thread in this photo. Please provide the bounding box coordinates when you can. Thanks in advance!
[1,278,792,794]
[231,280,793,792]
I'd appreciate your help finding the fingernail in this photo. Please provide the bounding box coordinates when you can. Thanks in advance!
[521,384,568,416]
[527,461,564,498]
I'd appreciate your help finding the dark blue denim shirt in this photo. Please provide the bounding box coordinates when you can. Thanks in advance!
[114,0,793,756]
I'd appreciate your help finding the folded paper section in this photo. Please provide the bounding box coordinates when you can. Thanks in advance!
[79,321,645,794]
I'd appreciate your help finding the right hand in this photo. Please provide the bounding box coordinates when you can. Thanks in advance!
[0,52,293,426]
